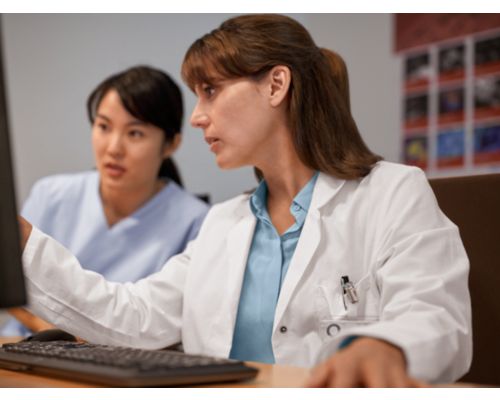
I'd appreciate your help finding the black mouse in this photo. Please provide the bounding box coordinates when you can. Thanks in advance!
[20,328,77,343]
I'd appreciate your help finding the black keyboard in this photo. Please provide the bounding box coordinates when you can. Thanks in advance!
[0,341,258,387]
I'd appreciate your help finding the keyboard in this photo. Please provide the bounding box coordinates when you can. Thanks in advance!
[0,341,258,387]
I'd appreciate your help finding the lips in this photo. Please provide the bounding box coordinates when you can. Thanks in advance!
[104,162,126,177]
[205,136,221,153]
[205,137,218,145]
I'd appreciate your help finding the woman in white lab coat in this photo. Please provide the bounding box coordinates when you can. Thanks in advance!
[18,14,471,387]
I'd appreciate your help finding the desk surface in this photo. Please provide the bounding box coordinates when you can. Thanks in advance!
[0,337,309,388]
[0,337,485,388]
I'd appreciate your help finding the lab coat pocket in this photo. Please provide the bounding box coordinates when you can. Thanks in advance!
[318,316,380,342]
[315,273,380,342]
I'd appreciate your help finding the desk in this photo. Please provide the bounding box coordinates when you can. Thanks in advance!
[0,337,309,388]
[0,337,486,388]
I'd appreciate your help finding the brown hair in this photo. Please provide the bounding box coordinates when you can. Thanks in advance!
[321,48,351,112]
[182,14,382,180]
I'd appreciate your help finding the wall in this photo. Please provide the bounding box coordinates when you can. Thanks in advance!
[3,14,399,206]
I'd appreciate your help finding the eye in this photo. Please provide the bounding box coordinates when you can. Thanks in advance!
[129,130,145,138]
[95,122,109,133]
[202,84,215,98]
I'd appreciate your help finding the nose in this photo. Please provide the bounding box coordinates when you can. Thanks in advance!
[107,132,125,157]
[190,102,209,129]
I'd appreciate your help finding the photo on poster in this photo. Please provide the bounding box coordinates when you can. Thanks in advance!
[403,134,428,170]
[439,43,465,82]
[405,93,428,130]
[437,128,465,168]
[475,35,500,76]
[439,86,464,125]
[474,123,500,165]
[474,75,500,119]
[405,53,431,91]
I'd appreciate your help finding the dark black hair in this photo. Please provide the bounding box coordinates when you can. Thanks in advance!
[87,65,184,187]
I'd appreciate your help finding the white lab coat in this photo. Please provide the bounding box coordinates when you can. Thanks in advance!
[23,161,471,383]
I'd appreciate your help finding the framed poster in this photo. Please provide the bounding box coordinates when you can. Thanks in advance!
[474,123,500,165]
[399,17,500,175]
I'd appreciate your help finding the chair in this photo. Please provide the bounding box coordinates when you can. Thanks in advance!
[429,173,500,386]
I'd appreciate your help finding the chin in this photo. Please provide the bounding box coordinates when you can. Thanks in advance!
[214,152,250,170]
[215,158,244,170]
[101,176,125,190]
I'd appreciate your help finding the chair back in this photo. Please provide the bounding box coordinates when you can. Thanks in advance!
[429,173,500,385]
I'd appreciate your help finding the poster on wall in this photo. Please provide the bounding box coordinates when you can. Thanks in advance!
[437,128,465,168]
[403,135,428,169]
[403,53,430,170]
[404,93,429,130]
[474,123,500,165]
[438,86,464,125]
[474,75,500,120]
[397,14,500,175]
[439,44,465,83]
[474,36,500,76]
[405,53,431,91]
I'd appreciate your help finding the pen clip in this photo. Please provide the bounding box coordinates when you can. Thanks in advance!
[341,275,359,306]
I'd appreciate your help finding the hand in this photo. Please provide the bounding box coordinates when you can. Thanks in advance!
[8,308,55,333]
[18,216,33,251]
[306,337,426,387]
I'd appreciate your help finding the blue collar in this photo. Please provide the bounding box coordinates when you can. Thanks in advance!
[250,172,319,229]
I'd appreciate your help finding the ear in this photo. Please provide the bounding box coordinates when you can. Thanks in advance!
[162,133,182,158]
[268,65,291,107]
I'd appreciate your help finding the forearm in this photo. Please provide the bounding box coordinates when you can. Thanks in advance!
[8,308,54,332]
[22,227,184,348]
[18,216,33,251]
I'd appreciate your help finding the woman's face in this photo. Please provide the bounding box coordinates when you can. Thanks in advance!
[190,76,280,170]
[92,90,174,193]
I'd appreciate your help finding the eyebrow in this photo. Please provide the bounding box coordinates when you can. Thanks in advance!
[95,113,147,126]
[196,75,224,87]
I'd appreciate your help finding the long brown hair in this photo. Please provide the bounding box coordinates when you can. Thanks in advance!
[182,14,382,180]
[321,48,351,112]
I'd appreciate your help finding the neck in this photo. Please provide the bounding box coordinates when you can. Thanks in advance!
[100,179,165,227]
[263,164,315,206]
[257,139,315,236]
[257,129,315,204]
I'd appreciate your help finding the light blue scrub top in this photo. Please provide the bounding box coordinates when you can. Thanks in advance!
[1,170,209,336]
[229,172,319,363]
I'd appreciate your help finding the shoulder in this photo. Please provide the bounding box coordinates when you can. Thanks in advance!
[357,161,437,215]
[163,182,210,217]
[316,162,428,209]
[208,192,251,217]
[198,192,252,231]
[360,161,427,190]
[29,171,97,201]
[366,161,425,182]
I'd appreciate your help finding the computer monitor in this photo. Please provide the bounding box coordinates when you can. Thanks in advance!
[0,16,27,309]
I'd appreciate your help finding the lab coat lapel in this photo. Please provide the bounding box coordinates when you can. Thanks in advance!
[226,213,256,309]
[274,173,346,325]
[211,208,256,353]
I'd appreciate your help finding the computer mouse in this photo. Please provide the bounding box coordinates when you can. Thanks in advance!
[21,328,78,343]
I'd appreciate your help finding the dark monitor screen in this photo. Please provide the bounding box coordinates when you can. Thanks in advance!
[0,16,27,308]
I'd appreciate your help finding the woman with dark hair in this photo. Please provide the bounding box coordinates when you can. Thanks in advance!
[17,15,470,387]
[87,65,186,187]
[4,65,208,336]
